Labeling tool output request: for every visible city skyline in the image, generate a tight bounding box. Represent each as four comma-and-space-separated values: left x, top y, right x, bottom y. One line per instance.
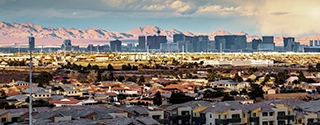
1, 0, 320, 37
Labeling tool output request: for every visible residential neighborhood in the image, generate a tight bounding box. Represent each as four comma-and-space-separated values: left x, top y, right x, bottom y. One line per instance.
1, 58, 320, 125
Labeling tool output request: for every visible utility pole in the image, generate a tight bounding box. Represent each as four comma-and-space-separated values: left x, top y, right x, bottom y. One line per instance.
28, 34, 35, 125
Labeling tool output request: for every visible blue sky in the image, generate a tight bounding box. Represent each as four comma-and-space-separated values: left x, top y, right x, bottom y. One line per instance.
1, 0, 320, 36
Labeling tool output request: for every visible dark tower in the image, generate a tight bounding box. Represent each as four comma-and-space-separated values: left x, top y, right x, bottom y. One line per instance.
157, 30, 161, 36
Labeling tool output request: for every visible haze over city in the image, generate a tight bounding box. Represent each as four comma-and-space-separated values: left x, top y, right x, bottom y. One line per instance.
1, 0, 320, 36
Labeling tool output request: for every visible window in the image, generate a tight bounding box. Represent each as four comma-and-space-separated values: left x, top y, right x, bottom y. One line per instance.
269, 121, 274, 125
308, 119, 314, 123
262, 112, 268, 116
288, 111, 291, 115
252, 113, 256, 117
210, 114, 212, 118
193, 113, 196, 117
1, 118, 6, 122
232, 114, 240, 119
278, 121, 285, 125
278, 112, 285, 116
269, 112, 274, 116
243, 113, 246, 118
262, 122, 268, 125
224, 115, 227, 119
210, 123, 212, 125
219, 114, 221, 119
172, 111, 176, 115
152, 115, 160, 120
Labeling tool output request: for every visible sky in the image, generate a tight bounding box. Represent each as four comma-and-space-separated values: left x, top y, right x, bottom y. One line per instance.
1, 0, 320, 37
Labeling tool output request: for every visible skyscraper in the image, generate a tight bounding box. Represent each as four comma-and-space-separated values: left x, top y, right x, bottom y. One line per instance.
173, 34, 185, 43
62, 39, 72, 47
284, 37, 295, 51
262, 36, 274, 43
138, 36, 146, 50
252, 39, 262, 51
147, 35, 167, 49
193, 35, 209, 52
110, 39, 122, 52
214, 35, 246, 51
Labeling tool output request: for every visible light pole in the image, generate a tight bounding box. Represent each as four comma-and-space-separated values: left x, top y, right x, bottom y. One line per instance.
28, 34, 35, 125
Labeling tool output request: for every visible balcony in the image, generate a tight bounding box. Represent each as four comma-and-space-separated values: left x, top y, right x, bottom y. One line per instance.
192, 117, 205, 123
215, 118, 242, 124
169, 115, 191, 120
215, 119, 229, 124
277, 115, 294, 120
307, 123, 320, 125
229, 118, 242, 123
249, 117, 259, 122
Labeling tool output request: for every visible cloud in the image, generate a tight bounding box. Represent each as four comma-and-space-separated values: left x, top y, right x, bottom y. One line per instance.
256, 0, 320, 36
196, 5, 258, 16
170, 0, 192, 13
142, 5, 166, 10
0, 8, 105, 19
270, 12, 289, 16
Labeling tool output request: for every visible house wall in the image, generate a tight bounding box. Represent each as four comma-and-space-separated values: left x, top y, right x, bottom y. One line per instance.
303, 113, 317, 125
177, 107, 191, 115
0, 112, 9, 123
109, 112, 128, 118
148, 110, 164, 119
54, 116, 72, 122
205, 112, 215, 125
8, 112, 25, 122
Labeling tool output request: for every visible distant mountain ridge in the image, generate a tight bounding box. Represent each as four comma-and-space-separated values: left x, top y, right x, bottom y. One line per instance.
0, 21, 316, 46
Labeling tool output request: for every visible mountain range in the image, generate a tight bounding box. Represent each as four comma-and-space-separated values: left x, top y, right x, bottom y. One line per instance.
0, 21, 318, 46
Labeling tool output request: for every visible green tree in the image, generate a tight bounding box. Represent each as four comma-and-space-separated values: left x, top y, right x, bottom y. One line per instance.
68, 71, 79, 79
36, 71, 53, 86
107, 64, 114, 70
316, 63, 320, 71
138, 75, 145, 84
24, 75, 36, 83
248, 83, 264, 100
222, 93, 235, 101
0, 89, 6, 99
0, 102, 9, 109
87, 70, 98, 83
297, 70, 306, 82
169, 91, 194, 104
233, 73, 243, 82
117, 76, 125, 82
307, 65, 317, 72
117, 94, 127, 101
153, 91, 162, 106
87, 63, 92, 70
230, 90, 239, 96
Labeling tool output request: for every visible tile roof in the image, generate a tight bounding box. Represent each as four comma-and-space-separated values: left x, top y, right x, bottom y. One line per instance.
124, 106, 149, 115
97, 117, 135, 125
49, 97, 81, 105
60, 109, 95, 118
136, 117, 161, 125
6, 94, 28, 100
22, 87, 50, 94
294, 100, 320, 112
201, 106, 229, 113
0, 110, 9, 116
165, 101, 212, 111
